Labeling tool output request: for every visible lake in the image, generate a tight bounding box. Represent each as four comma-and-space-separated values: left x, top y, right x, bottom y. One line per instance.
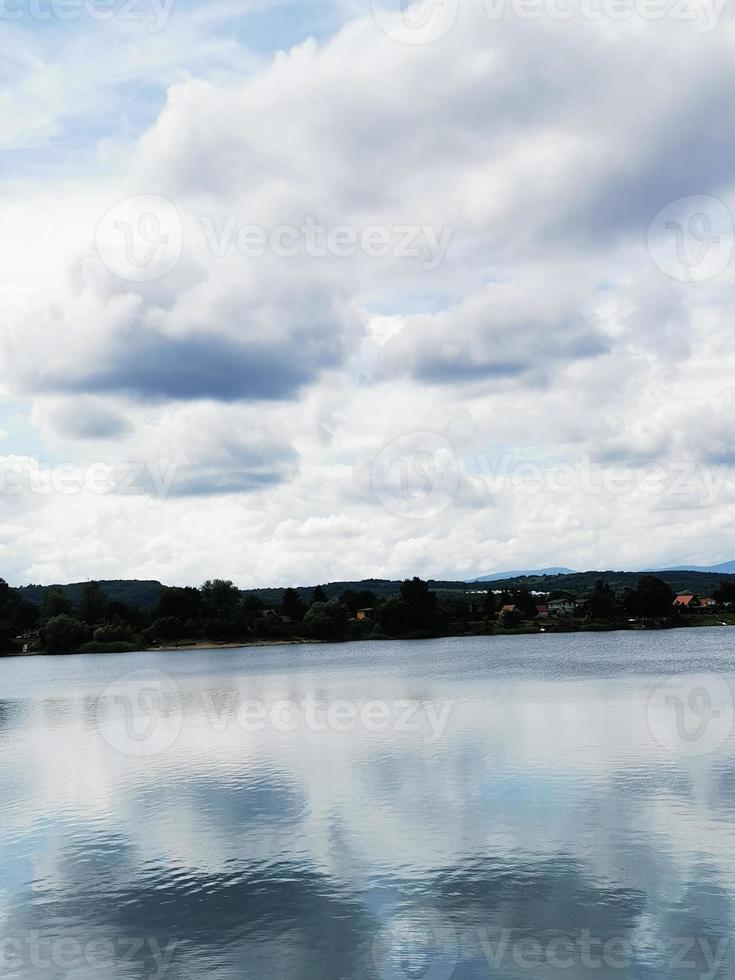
1, 629, 735, 979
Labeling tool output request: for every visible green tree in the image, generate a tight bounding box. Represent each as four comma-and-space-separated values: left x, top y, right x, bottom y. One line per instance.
483, 591, 497, 617
43, 588, 73, 618
200, 580, 241, 620
399, 577, 438, 632
513, 588, 537, 619
43, 615, 89, 653
311, 585, 328, 603
376, 596, 407, 635
586, 580, 618, 620
156, 586, 202, 622
340, 589, 377, 614
714, 581, 735, 605
148, 617, 188, 641
281, 588, 306, 621
77, 581, 109, 625
303, 600, 350, 640
636, 575, 674, 617
93, 620, 134, 644
0, 580, 37, 628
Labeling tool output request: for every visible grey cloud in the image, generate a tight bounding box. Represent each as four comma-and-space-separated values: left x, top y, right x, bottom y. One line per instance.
376, 291, 609, 388
51, 404, 133, 440
50, 328, 335, 404
412, 331, 607, 386
543, 71, 735, 248
117, 428, 301, 498
164, 441, 300, 497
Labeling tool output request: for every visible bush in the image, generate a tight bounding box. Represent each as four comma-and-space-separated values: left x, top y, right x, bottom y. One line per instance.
43, 615, 90, 653
93, 621, 134, 644
78, 640, 139, 654
303, 600, 350, 641
147, 617, 188, 640
251, 612, 290, 639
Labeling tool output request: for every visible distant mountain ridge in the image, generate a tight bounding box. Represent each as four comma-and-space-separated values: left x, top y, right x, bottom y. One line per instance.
473, 566, 577, 582
12, 563, 735, 610
650, 560, 735, 575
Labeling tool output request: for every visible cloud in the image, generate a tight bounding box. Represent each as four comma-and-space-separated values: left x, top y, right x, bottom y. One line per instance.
41, 397, 133, 439
58, 328, 316, 402
3, 2, 735, 581
374, 282, 609, 387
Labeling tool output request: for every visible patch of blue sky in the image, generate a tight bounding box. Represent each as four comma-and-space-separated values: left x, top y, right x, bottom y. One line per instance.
217, 0, 351, 52
0, 87, 166, 180
0, 400, 48, 460
359, 289, 459, 317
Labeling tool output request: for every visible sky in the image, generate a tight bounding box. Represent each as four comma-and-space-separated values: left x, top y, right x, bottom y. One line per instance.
1, 0, 735, 587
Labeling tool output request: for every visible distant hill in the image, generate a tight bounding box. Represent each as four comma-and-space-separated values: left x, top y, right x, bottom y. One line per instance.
18, 580, 162, 609
480, 569, 735, 595
474, 566, 576, 582
239, 578, 478, 605
652, 560, 735, 575
13, 565, 735, 612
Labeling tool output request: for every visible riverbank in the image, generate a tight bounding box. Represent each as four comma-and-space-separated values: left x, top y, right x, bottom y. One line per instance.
5, 611, 734, 657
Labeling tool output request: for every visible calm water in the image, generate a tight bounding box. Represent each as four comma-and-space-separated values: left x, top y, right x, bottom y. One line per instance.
1, 630, 735, 979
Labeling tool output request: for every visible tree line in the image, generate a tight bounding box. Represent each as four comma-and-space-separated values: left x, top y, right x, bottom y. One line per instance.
0, 576, 445, 653
0, 572, 732, 655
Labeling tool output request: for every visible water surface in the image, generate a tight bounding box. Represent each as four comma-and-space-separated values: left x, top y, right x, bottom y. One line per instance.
1, 629, 735, 979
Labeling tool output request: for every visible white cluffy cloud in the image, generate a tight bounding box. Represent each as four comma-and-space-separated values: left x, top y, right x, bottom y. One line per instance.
1, 0, 735, 585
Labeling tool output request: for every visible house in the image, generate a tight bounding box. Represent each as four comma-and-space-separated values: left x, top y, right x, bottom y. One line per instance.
673, 594, 698, 609
672, 594, 718, 613
356, 608, 374, 621
501, 604, 518, 614
548, 598, 576, 617
535, 603, 549, 619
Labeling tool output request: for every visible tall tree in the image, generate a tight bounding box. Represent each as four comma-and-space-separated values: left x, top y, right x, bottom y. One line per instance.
636, 575, 674, 617
77, 581, 109, 625
399, 577, 438, 632
281, 588, 306, 621
200, 580, 241, 619
586, 580, 617, 620
156, 586, 202, 622
43, 588, 73, 618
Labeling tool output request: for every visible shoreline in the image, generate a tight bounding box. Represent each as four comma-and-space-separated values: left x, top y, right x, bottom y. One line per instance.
4, 615, 733, 658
